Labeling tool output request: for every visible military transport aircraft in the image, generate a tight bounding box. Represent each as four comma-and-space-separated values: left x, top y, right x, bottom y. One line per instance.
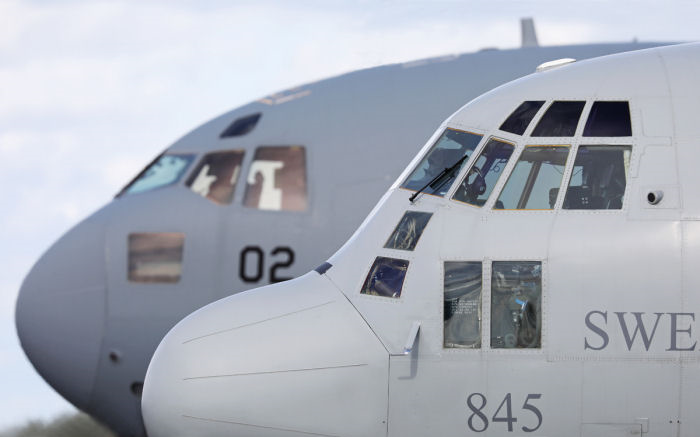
15, 21, 671, 437
142, 42, 700, 437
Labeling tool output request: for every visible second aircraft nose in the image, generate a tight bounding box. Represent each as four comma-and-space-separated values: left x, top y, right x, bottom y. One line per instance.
15, 218, 107, 411
143, 271, 389, 437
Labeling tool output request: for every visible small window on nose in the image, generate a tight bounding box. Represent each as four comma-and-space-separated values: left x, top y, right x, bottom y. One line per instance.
384, 211, 432, 251
128, 233, 185, 283
360, 257, 409, 299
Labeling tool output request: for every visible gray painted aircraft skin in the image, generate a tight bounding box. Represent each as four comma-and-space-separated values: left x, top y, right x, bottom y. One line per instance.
142, 42, 700, 437
15, 38, 669, 436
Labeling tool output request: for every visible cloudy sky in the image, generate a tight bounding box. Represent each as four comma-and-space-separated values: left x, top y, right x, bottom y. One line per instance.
0, 0, 698, 431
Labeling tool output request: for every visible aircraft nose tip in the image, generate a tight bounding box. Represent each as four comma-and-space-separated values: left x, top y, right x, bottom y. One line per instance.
15, 220, 107, 411
143, 272, 389, 437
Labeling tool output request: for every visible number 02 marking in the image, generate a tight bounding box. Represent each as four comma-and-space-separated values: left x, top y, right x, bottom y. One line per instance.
239, 246, 296, 284
467, 393, 542, 433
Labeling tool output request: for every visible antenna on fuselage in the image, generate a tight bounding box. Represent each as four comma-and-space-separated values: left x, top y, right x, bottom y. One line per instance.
521, 17, 539, 48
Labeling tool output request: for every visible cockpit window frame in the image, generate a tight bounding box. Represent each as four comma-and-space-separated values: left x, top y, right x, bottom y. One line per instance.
400, 127, 485, 199
493, 144, 572, 211
451, 137, 517, 208
242, 145, 309, 212
186, 148, 246, 205
530, 100, 587, 137
117, 152, 197, 198
116, 152, 166, 198
359, 256, 410, 299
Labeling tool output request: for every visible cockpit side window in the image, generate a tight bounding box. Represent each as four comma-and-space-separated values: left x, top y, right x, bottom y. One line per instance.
495, 146, 570, 210
499, 101, 545, 135
444, 261, 482, 349
402, 129, 483, 197
128, 233, 185, 283
384, 211, 433, 251
243, 146, 307, 211
121, 154, 196, 196
531, 101, 585, 137
453, 138, 515, 206
186, 150, 245, 205
360, 257, 409, 299
583, 101, 632, 137
563, 145, 631, 210
491, 261, 541, 349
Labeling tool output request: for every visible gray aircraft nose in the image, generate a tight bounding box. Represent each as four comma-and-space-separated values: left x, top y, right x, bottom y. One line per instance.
143, 271, 389, 437
15, 218, 107, 411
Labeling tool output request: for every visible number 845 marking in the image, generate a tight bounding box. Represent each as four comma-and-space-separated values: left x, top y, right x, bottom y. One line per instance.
467, 393, 542, 433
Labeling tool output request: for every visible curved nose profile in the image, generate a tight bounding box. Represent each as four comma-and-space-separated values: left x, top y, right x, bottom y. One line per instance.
143, 272, 389, 437
15, 218, 107, 411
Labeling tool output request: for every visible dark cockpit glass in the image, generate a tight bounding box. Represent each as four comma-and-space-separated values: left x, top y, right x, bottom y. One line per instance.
583, 101, 632, 137
360, 257, 409, 299
563, 145, 631, 209
531, 101, 586, 137
121, 154, 196, 196
220, 113, 262, 138
453, 138, 515, 207
499, 101, 545, 135
384, 211, 432, 251
402, 129, 483, 197
186, 150, 245, 205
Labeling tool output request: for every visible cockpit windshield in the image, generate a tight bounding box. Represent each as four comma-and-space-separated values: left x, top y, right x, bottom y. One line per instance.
121, 154, 196, 196
495, 146, 570, 210
402, 129, 483, 197
453, 138, 515, 206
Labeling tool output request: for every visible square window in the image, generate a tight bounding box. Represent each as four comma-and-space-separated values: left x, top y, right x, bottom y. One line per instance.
186, 150, 245, 204
563, 145, 632, 210
243, 146, 307, 211
360, 257, 409, 298
128, 233, 184, 283
583, 102, 631, 137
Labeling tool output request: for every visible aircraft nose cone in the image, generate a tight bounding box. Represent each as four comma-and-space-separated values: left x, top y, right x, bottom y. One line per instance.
15, 219, 107, 411
143, 272, 389, 437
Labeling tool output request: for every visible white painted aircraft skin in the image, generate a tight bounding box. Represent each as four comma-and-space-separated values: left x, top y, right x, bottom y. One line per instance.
15, 37, 670, 437
142, 42, 700, 437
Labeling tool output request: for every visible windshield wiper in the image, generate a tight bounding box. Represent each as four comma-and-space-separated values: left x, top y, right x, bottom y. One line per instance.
409, 154, 470, 203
